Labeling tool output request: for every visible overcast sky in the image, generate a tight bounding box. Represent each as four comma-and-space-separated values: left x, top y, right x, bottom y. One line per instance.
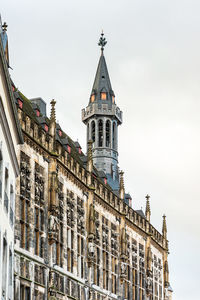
1, 0, 200, 299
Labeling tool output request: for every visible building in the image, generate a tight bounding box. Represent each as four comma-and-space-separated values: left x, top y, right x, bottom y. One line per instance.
0, 20, 23, 300
13, 31, 173, 300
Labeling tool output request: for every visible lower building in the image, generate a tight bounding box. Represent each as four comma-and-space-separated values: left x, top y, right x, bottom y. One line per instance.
0, 20, 23, 300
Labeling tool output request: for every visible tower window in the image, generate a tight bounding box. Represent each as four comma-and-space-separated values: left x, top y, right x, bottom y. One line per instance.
112, 96, 115, 103
112, 122, 117, 150
91, 94, 95, 102
98, 120, 103, 147
91, 121, 95, 143
106, 120, 110, 147
101, 92, 107, 100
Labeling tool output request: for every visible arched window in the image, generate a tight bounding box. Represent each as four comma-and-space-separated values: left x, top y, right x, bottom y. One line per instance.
106, 120, 110, 147
87, 123, 90, 142
91, 121, 95, 143
90, 94, 95, 102
101, 92, 107, 100
98, 120, 103, 147
113, 122, 117, 150
2, 237, 7, 295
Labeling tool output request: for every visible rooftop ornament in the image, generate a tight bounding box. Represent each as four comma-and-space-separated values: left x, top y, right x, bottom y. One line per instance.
2, 22, 8, 32
98, 31, 107, 53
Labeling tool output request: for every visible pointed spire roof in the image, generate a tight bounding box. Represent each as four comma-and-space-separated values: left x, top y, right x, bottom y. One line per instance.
90, 33, 115, 104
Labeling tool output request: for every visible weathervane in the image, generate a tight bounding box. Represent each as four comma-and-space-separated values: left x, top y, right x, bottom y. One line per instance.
98, 31, 107, 53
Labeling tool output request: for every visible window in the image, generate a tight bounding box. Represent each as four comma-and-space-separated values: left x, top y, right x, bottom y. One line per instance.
67, 145, 71, 154
106, 120, 110, 147
2, 237, 8, 298
112, 122, 117, 150
20, 152, 31, 250
36, 109, 40, 117
34, 163, 45, 258
0, 146, 3, 199
91, 94, 95, 102
101, 92, 107, 100
18, 99, 23, 109
20, 285, 30, 300
91, 121, 95, 143
9, 249, 12, 289
10, 184, 14, 225
98, 120, 103, 147
4, 166, 9, 213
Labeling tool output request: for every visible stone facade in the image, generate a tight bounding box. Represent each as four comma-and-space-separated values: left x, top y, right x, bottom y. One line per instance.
6, 32, 173, 300
13, 46, 172, 300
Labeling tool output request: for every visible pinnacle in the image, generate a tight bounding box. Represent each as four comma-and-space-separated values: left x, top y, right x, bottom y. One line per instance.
50, 99, 56, 122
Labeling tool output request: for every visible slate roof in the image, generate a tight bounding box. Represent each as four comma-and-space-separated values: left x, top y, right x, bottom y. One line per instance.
135, 209, 146, 219
90, 53, 115, 104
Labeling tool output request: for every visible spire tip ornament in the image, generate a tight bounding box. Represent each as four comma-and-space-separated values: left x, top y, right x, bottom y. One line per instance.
2, 22, 8, 32
98, 31, 107, 53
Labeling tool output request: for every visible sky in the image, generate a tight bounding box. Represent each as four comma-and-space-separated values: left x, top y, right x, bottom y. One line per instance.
1, 0, 200, 299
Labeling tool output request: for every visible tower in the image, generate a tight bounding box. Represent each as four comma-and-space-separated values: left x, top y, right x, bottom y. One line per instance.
82, 33, 123, 190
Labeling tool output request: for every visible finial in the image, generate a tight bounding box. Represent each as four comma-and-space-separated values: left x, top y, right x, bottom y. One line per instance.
87, 140, 93, 173
119, 170, 125, 200
146, 194, 150, 200
145, 194, 151, 221
2, 22, 8, 32
50, 99, 56, 122
98, 31, 107, 53
162, 214, 167, 237
119, 170, 124, 189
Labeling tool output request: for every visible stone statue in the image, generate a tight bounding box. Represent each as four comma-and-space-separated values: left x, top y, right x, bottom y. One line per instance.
121, 261, 127, 274
88, 242, 94, 257
49, 215, 59, 232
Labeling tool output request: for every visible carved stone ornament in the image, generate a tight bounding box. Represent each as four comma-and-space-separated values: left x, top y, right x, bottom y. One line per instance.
120, 261, 127, 278
164, 287, 169, 300
146, 276, 153, 295
48, 215, 59, 243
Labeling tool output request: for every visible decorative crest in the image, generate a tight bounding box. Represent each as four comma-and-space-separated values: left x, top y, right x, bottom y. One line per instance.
98, 31, 107, 53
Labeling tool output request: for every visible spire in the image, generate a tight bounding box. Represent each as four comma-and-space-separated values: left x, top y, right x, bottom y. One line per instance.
49, 99, 56, 151
162, 214, 167, 239
119, 171, 125, 200
145, 194, 151, 222
90, 32, 115, 104
164, 260, 169, 286
87, 140, 93, 173
50, 99, 56, 122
